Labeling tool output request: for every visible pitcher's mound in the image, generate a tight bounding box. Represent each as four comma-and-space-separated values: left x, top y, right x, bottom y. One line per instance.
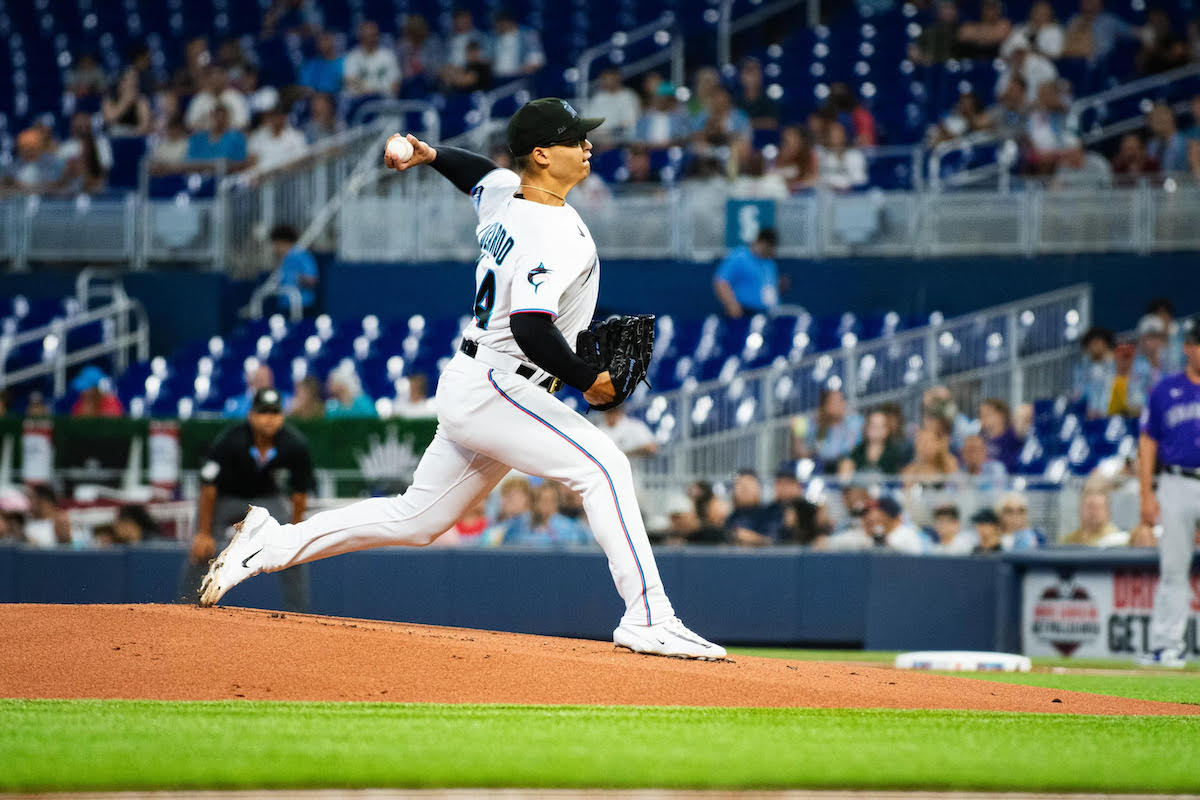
0, 604, 1192, 715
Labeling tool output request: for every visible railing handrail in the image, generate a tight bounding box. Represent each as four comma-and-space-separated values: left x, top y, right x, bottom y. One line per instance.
216, 120, 392, 190
629, 283, 1092, 417
575, 14, 680, 102
719, 0, 807, 67
1067, 61, 1200, 126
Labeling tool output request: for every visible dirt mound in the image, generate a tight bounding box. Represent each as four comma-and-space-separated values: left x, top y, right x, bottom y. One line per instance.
1, 604, 1193, 715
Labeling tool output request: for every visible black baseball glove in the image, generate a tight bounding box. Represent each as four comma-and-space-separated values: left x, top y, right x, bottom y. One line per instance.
575, 314, 656, 411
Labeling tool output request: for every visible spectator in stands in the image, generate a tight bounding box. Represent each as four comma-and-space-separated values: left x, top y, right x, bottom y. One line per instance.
622, 146, 661, 189
25, 485, 74, 548
503, 483, 589, 547
737, 58, 780, 132
1052, 136, 1113, 190
303, 93, 344, 144
970, 508, 1004, 554
909, 0, 966, 65
1062, 0, 1140, 63
240, 66, 281, 117
1186, 95, 1200, 139
839, 408, 907, 478
816, 122, 867, 191
25, 391, 50, 418
67, 52, 108, 109
343, 20, 401, 98
396, 373, 437, 418
796, 387, 863, 473
661, 493, 702, 546
1191, 138, 1200, 183
1146, 102, 1189, 173
1024, 81, 1072, 173
0, 389, 7, 417
713, 227, 779, 318
932, 504, 975, 554
1002, 1, 1064, 59
595, 406, 656, 457
880, 402, 915, 464
441, 497, 489, 545
957, 0, 1013, 60
826, 496, 927, 553
986, 75, 1029, 140
299, 31, 344, 96
998, 41, 1059, 108
2, 128, 65, 195
443, 40, 493, 92
587, 69, 641, 146
494, 476, 533, 524
962, 434, 1007, 483
59, 112, 113, 195
728, 139, 788, 198
186, 66, 250, 132
215, 36, 252, 84
1128, 313, 1170, 411
1064, 488, 1127, 545
761, 464, 829, 544
325, 364, 376, 418
148, 115, 191, 174
812, 83, 876, 148
126, 44, 157, 97
266, 223, 318, 316
979, 398, 1024, 473
901, 424, 960, 485
771, 125, 820, 192
921, 385, 973, 450
447, 8, 490, 71
261, 0, 321, 38
287, 375, 324, 419
248, 104, 307, 170
102, 68, 153, 137
70, 366, 124, 417
726, 469, 769, 546
186, 104, 249, 172
691, 88, 752, 159
1145, 296, 1185, 372
398, 15, 442, 93
692, 489, 733, 545
1072, 326, 1118, 418
490, 9, 545, 81
926, 92, 991, 146
634, 82, 690, 148
996, 491, 1044, 549
1110, 132, 1160, 184
1136, 8, 1189, 75
115, 504, 162, 544
173, 36, 211, 97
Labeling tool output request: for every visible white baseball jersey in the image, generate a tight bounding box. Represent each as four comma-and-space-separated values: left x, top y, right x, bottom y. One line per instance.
462, 168, 600, 364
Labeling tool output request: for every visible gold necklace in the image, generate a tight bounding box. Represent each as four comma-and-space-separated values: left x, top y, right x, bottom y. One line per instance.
518, 184, 567, 204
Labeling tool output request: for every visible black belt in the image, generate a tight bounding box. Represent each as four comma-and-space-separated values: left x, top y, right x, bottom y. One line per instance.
1163, 465, 1200, 480
459, 339, 562, 393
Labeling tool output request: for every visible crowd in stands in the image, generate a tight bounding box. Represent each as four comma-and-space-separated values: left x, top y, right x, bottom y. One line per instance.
2, 1, 1197, 199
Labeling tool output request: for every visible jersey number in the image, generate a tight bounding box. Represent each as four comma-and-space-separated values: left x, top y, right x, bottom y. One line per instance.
473, 269, 496, 330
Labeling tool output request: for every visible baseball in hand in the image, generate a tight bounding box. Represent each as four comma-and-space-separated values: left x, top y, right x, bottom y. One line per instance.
386, 135, 414, 164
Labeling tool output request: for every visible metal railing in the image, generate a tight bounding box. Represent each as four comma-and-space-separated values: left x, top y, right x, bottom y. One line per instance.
0, 269, 150, 394
624, 285, 1091, 491
574, 14, 685, 103
337, 179, 1200, 262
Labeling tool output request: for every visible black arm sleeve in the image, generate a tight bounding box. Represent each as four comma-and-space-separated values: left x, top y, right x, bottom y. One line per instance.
510, 312, 599, 393
430, 146, 501, 194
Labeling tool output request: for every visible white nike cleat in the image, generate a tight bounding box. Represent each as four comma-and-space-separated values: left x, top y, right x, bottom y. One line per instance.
1136, 648, 1188, 669
613, 617, 727, 661
198, 505, 277, 607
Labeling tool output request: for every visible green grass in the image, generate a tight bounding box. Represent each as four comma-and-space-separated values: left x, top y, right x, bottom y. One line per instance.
731, 647, 1200, 671
2, 699, 1199, 792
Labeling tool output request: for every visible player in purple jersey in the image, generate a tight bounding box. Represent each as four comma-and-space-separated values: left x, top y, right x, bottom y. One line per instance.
1137, 315, 1200, 668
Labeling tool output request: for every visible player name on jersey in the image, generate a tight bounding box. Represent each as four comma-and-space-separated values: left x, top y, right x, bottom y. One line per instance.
478, 221, 515, 265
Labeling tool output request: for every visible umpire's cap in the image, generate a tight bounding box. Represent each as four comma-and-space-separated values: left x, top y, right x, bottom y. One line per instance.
508, 98, 604, 157
251, 388, 284, 414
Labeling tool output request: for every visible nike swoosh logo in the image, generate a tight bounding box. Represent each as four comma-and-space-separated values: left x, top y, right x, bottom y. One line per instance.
242, 548, 263, 568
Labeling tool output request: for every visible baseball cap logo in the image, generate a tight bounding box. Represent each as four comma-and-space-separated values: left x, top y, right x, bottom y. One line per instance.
559, 100, 578, 117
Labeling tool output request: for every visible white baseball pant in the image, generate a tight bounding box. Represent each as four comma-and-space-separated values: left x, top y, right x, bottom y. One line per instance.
247, 353, 674, 626
1148, 473, 1200, 653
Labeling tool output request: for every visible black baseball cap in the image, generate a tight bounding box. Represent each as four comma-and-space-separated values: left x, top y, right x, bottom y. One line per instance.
507, 98, 604, 157
251, 388, 283, 414
971, 508, 1000, 526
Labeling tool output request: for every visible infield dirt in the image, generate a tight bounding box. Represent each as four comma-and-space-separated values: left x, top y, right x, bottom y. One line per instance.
1, 604, 1195, 715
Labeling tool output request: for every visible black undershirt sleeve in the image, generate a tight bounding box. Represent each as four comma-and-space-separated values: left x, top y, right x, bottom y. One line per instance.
430, 146, 502, 194
510, 312, 599, 393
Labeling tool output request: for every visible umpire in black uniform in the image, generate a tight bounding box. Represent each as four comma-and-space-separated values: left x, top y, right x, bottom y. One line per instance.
179, 387, 314, 611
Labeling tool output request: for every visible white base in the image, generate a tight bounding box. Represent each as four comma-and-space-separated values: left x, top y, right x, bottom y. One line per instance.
894, 650, 1032, 672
